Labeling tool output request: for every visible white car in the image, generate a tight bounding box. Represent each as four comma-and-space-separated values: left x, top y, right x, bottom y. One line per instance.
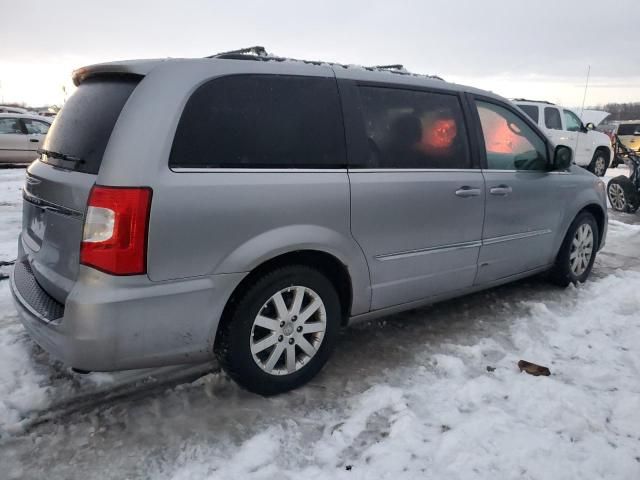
0, 105, 30, 114
514, 99, 612, 176
0, 113, 52, 165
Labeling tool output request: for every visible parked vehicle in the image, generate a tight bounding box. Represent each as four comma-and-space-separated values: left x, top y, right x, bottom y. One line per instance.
0, 113, 52, 164
37, 111, 57, 119
597, 122, 640, 168
614, 121, 640, 153
0, 105, 30, 114
11, 50, 608, 395
596, 123, 618, 143
608, 141, 640, 213
514, 99, 613, 176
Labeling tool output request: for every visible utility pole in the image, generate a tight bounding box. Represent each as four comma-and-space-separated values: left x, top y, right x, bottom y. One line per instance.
574, 65, 591, 160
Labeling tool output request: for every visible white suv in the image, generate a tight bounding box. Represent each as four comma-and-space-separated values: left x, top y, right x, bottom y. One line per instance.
514, 99, 612, 176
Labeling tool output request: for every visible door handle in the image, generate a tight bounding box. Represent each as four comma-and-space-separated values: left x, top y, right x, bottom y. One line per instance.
455, 186, 481, 198
490, 185, 512, 196
29, 138, 39, 143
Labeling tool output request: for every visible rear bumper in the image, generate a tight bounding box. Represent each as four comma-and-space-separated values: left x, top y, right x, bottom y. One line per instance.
11, 252, 245, 371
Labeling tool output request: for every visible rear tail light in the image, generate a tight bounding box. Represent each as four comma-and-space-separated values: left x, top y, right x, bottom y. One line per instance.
80, 186, 152, 275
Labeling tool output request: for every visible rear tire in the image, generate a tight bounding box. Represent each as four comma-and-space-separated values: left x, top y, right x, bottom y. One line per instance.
607, 176, 639, 213
549, 212, 599, 287
215, 265, 341, 396
588, 150, 608, 177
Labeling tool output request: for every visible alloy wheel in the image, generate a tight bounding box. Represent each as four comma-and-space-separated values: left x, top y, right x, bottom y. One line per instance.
608, 183, 626, 211
250, 286, 327, 376
569, 224, 594, 276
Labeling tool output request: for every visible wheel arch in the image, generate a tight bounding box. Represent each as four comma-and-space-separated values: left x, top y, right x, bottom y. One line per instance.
213, 249, 355, 353
577, 203, 606, 250
594, 145, 612, 167
554, 201, 606, 259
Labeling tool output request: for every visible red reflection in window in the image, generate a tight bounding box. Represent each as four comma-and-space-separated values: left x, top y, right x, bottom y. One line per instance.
419, 118, 457, 152
482, 117, 530, 154
485, 121, 517, 153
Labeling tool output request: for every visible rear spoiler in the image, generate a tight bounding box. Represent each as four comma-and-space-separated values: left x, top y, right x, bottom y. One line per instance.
71, 59, 171, 86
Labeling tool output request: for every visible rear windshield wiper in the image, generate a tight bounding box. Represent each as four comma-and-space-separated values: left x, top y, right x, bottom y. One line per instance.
38, 149, 85, 166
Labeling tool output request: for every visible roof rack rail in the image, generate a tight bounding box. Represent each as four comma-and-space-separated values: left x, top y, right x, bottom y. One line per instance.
207, 46, 269, 60
512, 98, 555, 105
366, 64, 444, 81
205, 47, 444, 81
374, 64, 405, 71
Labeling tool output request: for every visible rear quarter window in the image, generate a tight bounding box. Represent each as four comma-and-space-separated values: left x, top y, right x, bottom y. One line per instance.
41, 76, 140, 174
169, 74, 346, 169
544, 107, 562, 130
516, 104, 539, 124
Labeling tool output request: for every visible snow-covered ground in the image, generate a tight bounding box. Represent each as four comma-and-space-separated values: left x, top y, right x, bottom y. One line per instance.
1, 167, 639, 479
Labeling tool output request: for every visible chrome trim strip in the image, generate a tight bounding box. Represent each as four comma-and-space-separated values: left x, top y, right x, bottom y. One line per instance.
350, 168, 481, 173
483, 169, 545, 173
171, 168, 348, 173
22, 189, 84, 219
482, 169, 571, 175
482, 229, 552, 246
172, 168, 482, 173
171, 167, 570, 174
376, 229, 552, 262
375, 240, 482, 261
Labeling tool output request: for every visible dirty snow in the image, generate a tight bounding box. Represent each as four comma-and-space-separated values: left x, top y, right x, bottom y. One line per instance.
0, 167, 639, 479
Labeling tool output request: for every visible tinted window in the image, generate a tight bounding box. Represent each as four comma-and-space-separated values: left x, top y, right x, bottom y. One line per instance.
170, 75, 345, 169
618, 124, 640, 135
0, 118, 23, 134
517, 104, 539, 123
23, 118, 50, 135
42, 76, 140, 174
356, 86, 470, 169
563, 109, 582, 132
544, 107, 562, 130
476, 101, 548, 171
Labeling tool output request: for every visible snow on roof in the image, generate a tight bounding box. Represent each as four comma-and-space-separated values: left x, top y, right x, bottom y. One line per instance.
209, 46, 445, 81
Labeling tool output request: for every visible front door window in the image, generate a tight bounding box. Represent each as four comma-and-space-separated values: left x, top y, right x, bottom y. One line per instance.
563, 110, 583, 132
475, 101, 548, 171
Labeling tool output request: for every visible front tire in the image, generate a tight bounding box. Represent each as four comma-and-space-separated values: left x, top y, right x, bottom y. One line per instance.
215, 265, 341, 396
588, 150, 608, 177
607, 176, 639, 213
549, 212, 599, 287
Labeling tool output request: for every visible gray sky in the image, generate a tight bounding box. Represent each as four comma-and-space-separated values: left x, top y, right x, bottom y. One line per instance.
1, 0, 638, 107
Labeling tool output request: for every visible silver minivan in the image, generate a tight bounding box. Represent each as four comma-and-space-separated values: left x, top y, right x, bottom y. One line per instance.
11, 51, 608, 395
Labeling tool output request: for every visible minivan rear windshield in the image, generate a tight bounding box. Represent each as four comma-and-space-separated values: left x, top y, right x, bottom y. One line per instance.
617, 124, 640, 136
40, 76, 140, 174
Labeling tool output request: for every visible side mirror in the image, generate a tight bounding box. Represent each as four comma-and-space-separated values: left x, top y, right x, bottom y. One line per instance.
585, 122, 595, 130
552, 145, 573, 170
